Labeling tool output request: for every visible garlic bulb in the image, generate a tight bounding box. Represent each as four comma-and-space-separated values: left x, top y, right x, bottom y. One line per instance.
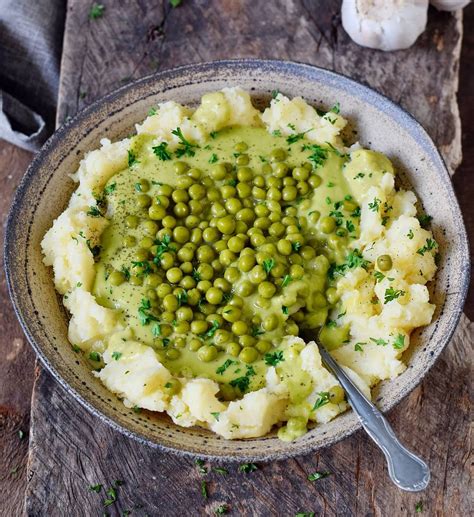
430, 0, 470, 10
341, 0, 429, 51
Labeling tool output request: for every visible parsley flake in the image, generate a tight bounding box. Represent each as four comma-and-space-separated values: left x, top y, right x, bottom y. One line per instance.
152, 142, 172, 160
312, 391, 330, 410
264, 351, 284, 366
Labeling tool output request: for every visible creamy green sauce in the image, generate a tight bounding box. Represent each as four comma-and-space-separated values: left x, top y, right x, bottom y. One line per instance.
91, 126, 367, 401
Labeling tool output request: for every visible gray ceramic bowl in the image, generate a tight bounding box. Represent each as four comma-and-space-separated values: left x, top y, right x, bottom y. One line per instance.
4, 60, 470, 461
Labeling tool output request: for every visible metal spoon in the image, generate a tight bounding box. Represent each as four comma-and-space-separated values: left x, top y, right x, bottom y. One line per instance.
313, 335, 430, 492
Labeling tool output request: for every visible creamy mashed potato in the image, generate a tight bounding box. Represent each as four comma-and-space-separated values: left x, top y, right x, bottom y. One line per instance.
41, 88, 437, 440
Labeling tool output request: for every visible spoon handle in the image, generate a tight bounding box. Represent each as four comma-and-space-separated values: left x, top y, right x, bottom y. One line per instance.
318, 345, 430, 492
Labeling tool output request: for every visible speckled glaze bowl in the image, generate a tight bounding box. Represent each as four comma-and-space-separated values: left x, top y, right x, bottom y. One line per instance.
4, 60, 470, 461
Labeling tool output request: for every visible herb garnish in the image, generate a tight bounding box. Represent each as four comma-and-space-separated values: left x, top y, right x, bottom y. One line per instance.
138, 298, 158, 325
229, 366, 256, 393
282, 306, 289, 315
201, 480, 208, 499
262, 258, 275, 274
209, 153, 218, 164
152, 142, 172, 160
392, 334, 405, 350
312, 391, 330, 410
127, 150, 139, 167
89, 3, 105, 19
354, 342, 366, 352
370, 337, 388, 346
407, 229, 414, 239
201, 320, 220, 339
104, 182, 116, 195
415, 501, 423, 513
210, 412, 220, 421
303, 144, 328, 168
307, 471, 331, 481
216, 359, 235, 375
417, 214, 432, 227
239, 463, 258, 473
86, 205, 103, 218
281, 274, 292, 287
215, 504, 229, 514
111, 351, 122, 361
195, 458, 207, 474
368, 197, 381, 212
171, 127, 197, 157
89, 484, 103, 493
264, 351, 284, 366
384, 287, 405, 304
89, 351, 101, 362
417, 238, 437, 256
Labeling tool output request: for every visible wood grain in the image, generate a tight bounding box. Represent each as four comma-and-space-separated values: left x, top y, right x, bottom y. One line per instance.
20, 0, 472, 515
0, 141, 36, 516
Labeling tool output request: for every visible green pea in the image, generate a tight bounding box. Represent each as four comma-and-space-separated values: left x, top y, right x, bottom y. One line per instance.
258, 281, 276, 299
144, 273, 161, 288
189, 339, 203, 352
180, 275, 195, 289
301, 246, 316, 260
236, 182, 252, 199
166, 267, 183, 284
282, 186, 298, 202
297, 181, 310, 196
198, 345, 218, 362
177, 246, 193, 263
226, 342, 241, 357
203, 227, 220, 243
214, 329, 231, 345
308, 174, 322, 188
125, 215, 140, 228
188, 183, 206, 200
343, 199, 358, 212
227, 236, 245, 253
283, 176, 296, 186
285, 321, 299, 336
187, 167, 202, 179
210, 163, 227, 180
160, 252, 175, 270
221, 185, 237, 199
176, 306, 193, 321
189, 200, 203, 216
174, 161, 189, 175
148, 205, 166, 221
135, 178, 150, 192
232, 320, 248, 336
214, 277, 231, 292
137, 194, 152, 209
191, 320, 208, 335
214, 240, 227, 253
320, 216, 336, 234
187, 288, 201, 306
313, 292, 327, 308
234, 141, 248, 153
197, 245, 215, 263
197, 280, 212, 293
236, 154, 249, 166
134, 248, 148, 262
236, 280, 254, 297
162, 294, 178, 312
109, 271, 125, 286
256, 340, 272, 354
129, 275, 143, 286
123, 235, 137, 248
164, 378, 181, 394
171, 226, 188, 244
205, 287, 223, 305
175, 320, 190, 334
269, 222, 286, 238
377, 254, 392, 271
249, 265, 267, 284
222, 306, 241, 323
237, 167, 253, 182
239, 346, 259, 363
270, 148, 287, 162
217, 216, 236, 235
208, 187, 221, 202
290, 264, 305, 279
190, 228, 203, 244
292, 167, 309, 181
262, 314, 279, 331
173, 203, 189, 218
224, 267, 240, 283
325, 287, 339, 305
165, 348, 180, 360
329, 385, 345, 404
219, 249, 236, 266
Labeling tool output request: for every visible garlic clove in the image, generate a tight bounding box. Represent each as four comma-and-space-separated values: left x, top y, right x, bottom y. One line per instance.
430, 0, 470, 11
341, 0, 430, 52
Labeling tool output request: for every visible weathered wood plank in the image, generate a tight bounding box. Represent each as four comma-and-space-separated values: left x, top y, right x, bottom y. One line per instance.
25, 0, 470, 515
0, 140, 36, 517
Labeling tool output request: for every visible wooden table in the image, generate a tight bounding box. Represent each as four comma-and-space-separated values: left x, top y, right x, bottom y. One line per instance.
1, 1, 472, 515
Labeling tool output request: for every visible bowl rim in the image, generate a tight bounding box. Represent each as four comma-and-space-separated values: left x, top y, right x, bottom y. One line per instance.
4, 58, 470, 462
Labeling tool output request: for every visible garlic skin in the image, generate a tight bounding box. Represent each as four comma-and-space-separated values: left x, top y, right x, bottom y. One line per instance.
430, 0, 470, 10
341, 0, 429, 51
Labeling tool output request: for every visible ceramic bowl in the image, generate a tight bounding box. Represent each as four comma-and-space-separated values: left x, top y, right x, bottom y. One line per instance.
4, 60, 470, 461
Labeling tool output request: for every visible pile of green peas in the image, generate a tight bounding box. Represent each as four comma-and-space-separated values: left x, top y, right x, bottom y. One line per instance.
105, 141, 360, 368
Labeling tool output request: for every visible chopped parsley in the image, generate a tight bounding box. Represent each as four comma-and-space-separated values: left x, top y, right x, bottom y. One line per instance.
353, 172, 365, 179
152, 142, 172, 160
171, 127, 197, 157
169, 0, 182, 7
307, 471, 331, 481
89, 3, 105, 19
210, 412, 220, 421
392, 334, 405, 350
201, 320, 220, 339
127, 150, 139, 167
286, 130, 311, 145
262, 258, 275, 274
271, 89, 280, 99
213, 467, 229, 475
104, 182, 116, 195
370, 337, 388, 346
415, 501, 423, 513
89, 484, 102, 493
303, 144, 328, 168
417, 214, 432, 227
148, 107, 158, 116
368, 197, 381, 212
216, 359, 235, 375
312, 391, 330, 410
138, 298, 158, 325
195, 458, 207, 474
272, 129, 282, 137
239, 463, 258, 473
281, 274, 292, 287
151, 322, 161, 337
201, 480, 208, 499
264, 350, 284, 366
177, 290, 188, 307
292, 241, 302, 252
111, 351, 122, 361
209, 131, 218, 139
417, 238, 437, 256
209, 153, 219, 164
384, 287, 405, 304
229, 366, 256, 393
330, 102, 340, 114
282, 305, 289, 315
89, 351, 101, 362
214, 503, 229, 514
354, 342, 366, 352
407, 229, 414, 240
86, 205, 103, 218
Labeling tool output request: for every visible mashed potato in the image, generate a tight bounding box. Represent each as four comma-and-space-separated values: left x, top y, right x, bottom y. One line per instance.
41, 88, 437, 440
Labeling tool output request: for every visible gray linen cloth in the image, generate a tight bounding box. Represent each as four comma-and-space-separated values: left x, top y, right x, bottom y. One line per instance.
0, 0, 66, 151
